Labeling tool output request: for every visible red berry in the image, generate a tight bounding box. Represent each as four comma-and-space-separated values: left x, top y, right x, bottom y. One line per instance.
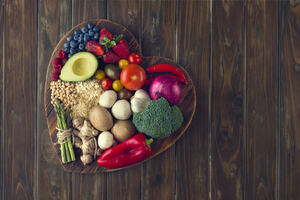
53, 64, 62, 73
52, 71, 60, 81
53, 57, 62, 65
61, 58, 68, 65
58, 50, 67, 59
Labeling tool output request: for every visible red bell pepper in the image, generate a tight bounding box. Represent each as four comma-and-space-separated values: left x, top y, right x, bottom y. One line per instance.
146, 64, 188, 85
97, 133, 153, 169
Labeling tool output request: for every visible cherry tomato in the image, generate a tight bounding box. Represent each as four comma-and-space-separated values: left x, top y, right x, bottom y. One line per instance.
120, 64, 146, 90
118, 59, 129, 69
94, 69, 106, 81
128, 53, 142, 64
118, 88, 132, 100
112, 80, 123, 92
101, 78, 112, 90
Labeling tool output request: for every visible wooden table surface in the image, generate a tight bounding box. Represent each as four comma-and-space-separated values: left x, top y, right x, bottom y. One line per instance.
1, 0, 299, 199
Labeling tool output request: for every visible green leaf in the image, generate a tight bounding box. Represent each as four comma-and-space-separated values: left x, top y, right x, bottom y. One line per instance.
103, 36, 111, 42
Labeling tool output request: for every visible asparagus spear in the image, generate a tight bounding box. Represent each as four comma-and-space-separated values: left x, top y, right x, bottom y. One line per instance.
54, 99, 76, 163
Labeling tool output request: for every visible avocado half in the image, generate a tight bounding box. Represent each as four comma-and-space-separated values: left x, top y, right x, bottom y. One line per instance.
59, 52, 98, 82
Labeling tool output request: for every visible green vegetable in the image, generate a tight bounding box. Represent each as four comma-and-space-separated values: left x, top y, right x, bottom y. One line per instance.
54, 99, 76, 164
133, 98, 183, 139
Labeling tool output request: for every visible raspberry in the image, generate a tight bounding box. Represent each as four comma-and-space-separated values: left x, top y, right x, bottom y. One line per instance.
58, 50, 67, 59
52, 71, 60, 81
53, 57, 61, 65
53, 64, 62, 73
61, 58, 68, 65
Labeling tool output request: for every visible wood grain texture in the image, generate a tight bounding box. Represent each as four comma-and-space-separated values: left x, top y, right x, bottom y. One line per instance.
37, 0, 72, 199
141, 1, 176, 200
246, 1, 278, 199
71, 1, 107, 200
280, 1, 300, 199
108, 0, 141, 44
211, 1, 245, 199
72, 0, 107, 25
106, 1, 141, 200
3, 0, 36, 199
0, 1, 3, 198
176, 0, 210, 199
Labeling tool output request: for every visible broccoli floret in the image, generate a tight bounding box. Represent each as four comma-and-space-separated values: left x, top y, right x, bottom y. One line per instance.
133, 98, 183, 139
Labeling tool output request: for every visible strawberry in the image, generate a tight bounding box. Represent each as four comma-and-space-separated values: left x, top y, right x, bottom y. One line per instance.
102, 51, 120, 63
86, 40, 104, 56
112, 39, 130, 59
99, 28, 113, 42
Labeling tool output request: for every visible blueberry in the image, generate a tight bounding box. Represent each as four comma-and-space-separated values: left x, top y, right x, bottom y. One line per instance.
78, 43, 85, 50
79, 33, 84, 39
68, 53, 72, 58
88, 30, 94, 36
93, 26, 100, 32
70, 40, 78, 48
84, 35, 90, 42
67, 36, 73, 42
70, 48, 76, 54
74, 29, 81, 35
77, 37, 82, 43
73, 35, 79, 41
64, 48, 70, 53
93, 34, 99, 40
64, 43, 70, 48
81, 26, 88, 33
87, 23, 94, 29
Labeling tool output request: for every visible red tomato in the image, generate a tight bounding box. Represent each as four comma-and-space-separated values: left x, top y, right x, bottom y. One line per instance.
128, 53, 142, 64
101, 78, 112, 90
120, 64, 146, 90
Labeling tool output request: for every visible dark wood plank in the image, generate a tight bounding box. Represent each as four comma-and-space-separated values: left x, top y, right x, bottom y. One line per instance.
106, 1, 142, 199
3, 0, 37, 199
245, 1, 278, 199
280, 1, 300, 199
71, 1, 107, 200
141, 1, 176, 200
176, 0, 210, 199
0, 0, 4, 198
38, 0, 72, 199
211, 1, 245, 199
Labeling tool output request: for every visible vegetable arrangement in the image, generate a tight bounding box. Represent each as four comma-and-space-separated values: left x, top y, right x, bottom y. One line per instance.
49, 22, 189, 169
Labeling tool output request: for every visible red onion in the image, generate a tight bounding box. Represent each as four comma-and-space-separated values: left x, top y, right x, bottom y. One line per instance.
149, 75, 182, 105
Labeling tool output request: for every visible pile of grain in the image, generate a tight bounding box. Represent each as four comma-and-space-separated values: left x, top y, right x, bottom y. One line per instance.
71, 79, 103, 118
50, 80, 78, 109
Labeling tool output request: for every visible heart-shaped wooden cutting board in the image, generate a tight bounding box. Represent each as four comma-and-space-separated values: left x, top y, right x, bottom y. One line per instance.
44, 19, 196, 173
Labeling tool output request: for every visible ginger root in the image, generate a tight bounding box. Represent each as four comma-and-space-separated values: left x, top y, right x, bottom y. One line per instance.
72, 118, 99, 165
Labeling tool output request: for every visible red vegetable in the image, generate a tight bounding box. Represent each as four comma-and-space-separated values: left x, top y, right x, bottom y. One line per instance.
149, 75, 182, 105
101, 78, 112, 90
97, 133, 153, 169
102, 51, 120, 63
128, 53, 142, 64
147, 64, 187, 85
112, 39, 130, 59
146, 74, 186, 86
86, 40, 104, 56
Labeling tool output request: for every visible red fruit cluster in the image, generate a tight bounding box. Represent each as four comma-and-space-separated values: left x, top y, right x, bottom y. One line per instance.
52, 50, 67, 81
